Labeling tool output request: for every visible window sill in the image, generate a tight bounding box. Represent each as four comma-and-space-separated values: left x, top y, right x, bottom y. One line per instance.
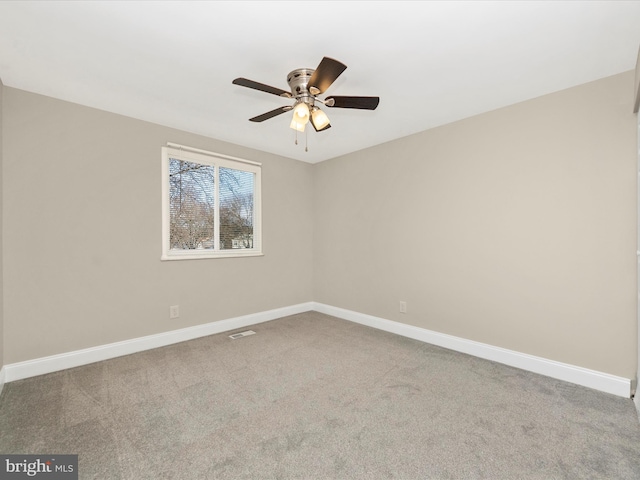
161, 251, 264, 261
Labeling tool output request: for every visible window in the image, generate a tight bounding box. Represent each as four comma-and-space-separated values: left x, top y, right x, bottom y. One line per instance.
161, 144, 262, 260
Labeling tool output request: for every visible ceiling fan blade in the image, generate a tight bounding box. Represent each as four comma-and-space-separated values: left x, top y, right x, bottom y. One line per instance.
249, 106, 293, 122
308, 57, 347, 95
233, 78, 292, 98
325, 96, 380, 110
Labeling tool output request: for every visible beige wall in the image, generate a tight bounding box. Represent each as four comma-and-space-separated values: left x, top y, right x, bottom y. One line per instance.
314, 71, 637, 379
634, 47, 640, 113
636, 54, 640, 399
2, 88, 314, 364
0, 78, 4, 372
2, 72, 637, 381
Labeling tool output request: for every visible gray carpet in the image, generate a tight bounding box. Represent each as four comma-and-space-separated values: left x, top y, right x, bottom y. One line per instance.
1, 311, 639, 479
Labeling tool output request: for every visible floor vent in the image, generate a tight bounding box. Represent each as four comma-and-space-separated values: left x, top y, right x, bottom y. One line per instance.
229, 330, 256, 340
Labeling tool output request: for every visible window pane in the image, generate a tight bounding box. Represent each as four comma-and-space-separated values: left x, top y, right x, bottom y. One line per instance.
169, 158, 215, 250
219, 167, 254, 250
162, 145, 261, 260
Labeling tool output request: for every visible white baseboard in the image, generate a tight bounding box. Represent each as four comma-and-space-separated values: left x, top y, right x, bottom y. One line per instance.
4, 302, 314, 383
312, 302, 631, 398
3, 301, 632, 399
635, 393, 640, 418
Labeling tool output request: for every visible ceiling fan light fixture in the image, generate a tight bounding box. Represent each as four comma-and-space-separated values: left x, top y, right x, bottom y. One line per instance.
310, 107, 331, 131
290, 101, 310, 132
290, 117, 307, 132
293, 101, 309, 121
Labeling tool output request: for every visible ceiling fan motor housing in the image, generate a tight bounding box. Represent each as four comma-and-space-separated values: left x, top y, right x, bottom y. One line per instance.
287, 68, 316, 105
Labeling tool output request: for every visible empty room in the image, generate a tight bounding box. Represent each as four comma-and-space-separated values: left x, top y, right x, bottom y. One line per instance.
1, 1, 640, 478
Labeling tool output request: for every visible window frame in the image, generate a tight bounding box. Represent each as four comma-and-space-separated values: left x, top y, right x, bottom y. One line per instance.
161, 144, 262, 261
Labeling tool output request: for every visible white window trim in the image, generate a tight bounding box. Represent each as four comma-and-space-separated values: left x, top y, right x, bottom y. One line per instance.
161, 145, 263, 261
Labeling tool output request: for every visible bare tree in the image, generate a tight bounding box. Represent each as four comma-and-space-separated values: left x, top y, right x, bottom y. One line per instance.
169, 160, 215, 249
220, 167, 254, 250
169, 159, 254, 250
220, 191, 254, 249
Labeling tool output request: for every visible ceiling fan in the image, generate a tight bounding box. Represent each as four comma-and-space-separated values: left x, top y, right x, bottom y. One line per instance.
232, 57, 379, 136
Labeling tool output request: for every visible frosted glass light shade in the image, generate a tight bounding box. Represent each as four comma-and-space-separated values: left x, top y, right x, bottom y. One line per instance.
290, 118, 306, 132
311, 108, 330, 131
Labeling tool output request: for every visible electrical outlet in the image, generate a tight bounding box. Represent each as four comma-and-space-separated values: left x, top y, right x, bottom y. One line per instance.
399, 301, 407, 313
169, 305, 180, 319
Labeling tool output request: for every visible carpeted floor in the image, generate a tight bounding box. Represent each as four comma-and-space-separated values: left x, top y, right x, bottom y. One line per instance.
1, 311, 639, 479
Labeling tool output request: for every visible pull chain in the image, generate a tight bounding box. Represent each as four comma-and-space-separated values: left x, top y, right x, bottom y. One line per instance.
292, 125, 309, 152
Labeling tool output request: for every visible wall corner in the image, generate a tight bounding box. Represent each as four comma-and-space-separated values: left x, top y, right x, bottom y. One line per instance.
634, 46, 640, 113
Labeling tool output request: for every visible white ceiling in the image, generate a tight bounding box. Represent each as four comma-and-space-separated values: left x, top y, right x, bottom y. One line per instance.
1, 1, 640, 164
